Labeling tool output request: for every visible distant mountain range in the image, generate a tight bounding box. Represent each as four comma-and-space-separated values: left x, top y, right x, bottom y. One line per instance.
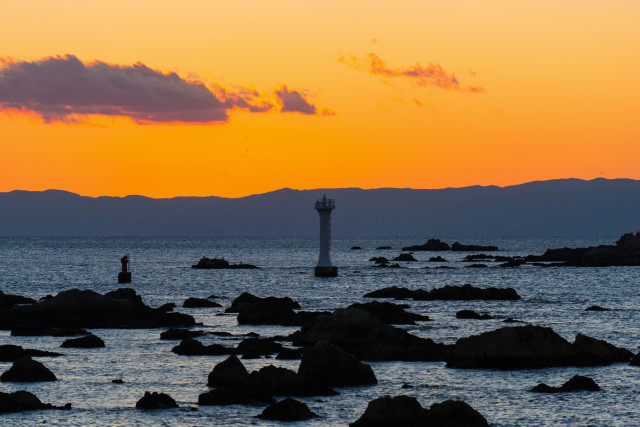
0, 178, 638, 236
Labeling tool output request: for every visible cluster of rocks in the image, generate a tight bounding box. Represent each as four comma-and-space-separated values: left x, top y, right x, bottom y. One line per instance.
225, 292, 329, 326
364, 284, 521, 301
191, 257, 259, 269
402, 238, 499, 252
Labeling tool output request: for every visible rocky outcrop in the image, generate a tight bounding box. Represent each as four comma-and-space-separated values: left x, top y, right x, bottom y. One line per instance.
348, 301, 429, 325
350, 395, 489, 427
135, 391, 178, 409
456, 310, 493, 320
60, 334, 105, 348
364, 284, 520, 301
0, 288, 195, 330
227, 292, 327, 326
369, 257, 389, 264
447, 325, 633, 369
226, 292, 300, 313
236, 338, 284, 358
629, 352, 640, 366
298, 340, 377, 386
192, 257, 259, 269
532, 375, 600, 393
393, 253, 417, 262
428, 256, 448, 262
0, 291, 36, 310
290, 308, 449, 362
402, 239, 450, 251
452, 242, 499, 251
257, 398, 318, 421
0, 345, 61, 362
0, 390, 70, 413
585, 305, 610, 311
183, 297, 222, 308
208, 355, 248, 387
159, 328, 205, 340
171, 338, 234, 356
0, 356, 57, 382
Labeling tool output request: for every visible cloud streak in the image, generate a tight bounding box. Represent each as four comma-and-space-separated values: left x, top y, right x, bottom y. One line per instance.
339, 53, 484, 93
0, 55, 331, 123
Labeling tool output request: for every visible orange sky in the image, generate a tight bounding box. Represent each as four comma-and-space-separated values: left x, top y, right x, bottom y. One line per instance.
1, 0, 638, 198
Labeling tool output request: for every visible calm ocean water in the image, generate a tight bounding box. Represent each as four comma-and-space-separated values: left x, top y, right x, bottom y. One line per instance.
0, 236, 638, 426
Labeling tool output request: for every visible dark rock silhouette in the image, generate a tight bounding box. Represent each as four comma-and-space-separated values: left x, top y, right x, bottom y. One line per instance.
0, 291, 36, 309
298, 340, 377, 386
466, 263, 488, 268
226, 292, 327, 326
456, 310, 493, 320
192, 257, 259, 269
135, 391, 178, 409
257, 397, 318, 421
585, 305, 610, 311
373, 262, 402, 268
393, 253, 417, 262
447, 325, 632, 369
208, 355, 248, 387
629, 352, 640, 366
532, 375, 600, 393
60, 334, 105, 348
369, 256, 389, 264
376, 246, 391, 250
276, 348, 303, 360
11, 326, 89, 337
0, 390, 70, 413
403, 238, 450, 251
157, 303, 175, 312
236, 338, 284, 357
0, 356, 57, 382
290, 308, 449, 361
226, 292, 300, 313
160, 328, 205, 340
171, 338, 234, 356
348, 301, 430, 324
428, 400, 490, 426
428, 256, 448, 262
112, 379, 124, 384
0, 344, 61, 362
0, 288, 195, 330
351, 246, 362, 250
183, 297, 222, 308
364, 284, 520, 301
452, 242, 499, 251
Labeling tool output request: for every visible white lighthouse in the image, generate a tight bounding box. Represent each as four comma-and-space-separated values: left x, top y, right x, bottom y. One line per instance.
314, 195, 338, 277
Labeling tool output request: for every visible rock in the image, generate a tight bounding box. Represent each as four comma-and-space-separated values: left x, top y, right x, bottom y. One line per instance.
226, 292, 300, 313
157, 303, 176, 312
298, 340, 377, 386
257, 397, 317, 421
0, 288, 196, 330
160, 328, 205, 340
0, 345, 61, 362
629, 352, 640, 366
351, 246, 362, 250
402, 239, 450, 251
364, 284, 520, 301
198, 386, 273, 406
585, 305, 610, 311
192, 257, 259, 269
369, 257, 389, 264
236, 338, 284, 357
208, 355, 249, 387
428, 256, 448, 262
135, 391, 178, 409
373, 263, 402, 268
276, 348, 303, 360
60, 334, 105, 348
350, 395, 429, 426
228, 292, 326, 326
290, 308, 449, 362
448, 325, 633, 369
466, 263, 488, 268
0, 390, 70, 413
0, 291, 36, 310
250, 365, 337, 397
376, 246, 391, 250
393, 253, 417, 262
456, 310, 493, 320
451, 242, 499, 251
11, 326, 89, 337
104, 288, 144, 306
348, 301, 429, 324
532, 375, 600, 392
112, 379, 124, 384
171, 338, 234, 356
0, 356, 57, 382
427, 399, 489, 426
183, 297, 222, 308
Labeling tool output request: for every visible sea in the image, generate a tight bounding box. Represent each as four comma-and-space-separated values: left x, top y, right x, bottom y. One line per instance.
0, 236, 638, 426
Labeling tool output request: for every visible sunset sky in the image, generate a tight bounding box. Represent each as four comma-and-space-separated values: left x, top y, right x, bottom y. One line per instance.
1, 0, 638, 198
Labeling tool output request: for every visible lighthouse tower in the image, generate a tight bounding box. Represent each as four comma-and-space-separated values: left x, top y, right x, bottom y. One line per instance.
314, 195, 338, 277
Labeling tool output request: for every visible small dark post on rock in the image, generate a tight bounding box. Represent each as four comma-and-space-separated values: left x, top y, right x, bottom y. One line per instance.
118, 254, 132, 283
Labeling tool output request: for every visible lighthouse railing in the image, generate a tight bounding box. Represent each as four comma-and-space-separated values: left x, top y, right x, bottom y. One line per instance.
315, 199, 335, 209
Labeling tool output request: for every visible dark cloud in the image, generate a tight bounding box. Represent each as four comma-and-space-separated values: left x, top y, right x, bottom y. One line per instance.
275, 86, 317, 115
339, 53, 484, 93
0, 55, 274, 123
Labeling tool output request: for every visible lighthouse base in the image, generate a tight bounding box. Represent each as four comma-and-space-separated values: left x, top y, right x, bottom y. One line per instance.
314, 266, 338, 277
118, 272, 132, 283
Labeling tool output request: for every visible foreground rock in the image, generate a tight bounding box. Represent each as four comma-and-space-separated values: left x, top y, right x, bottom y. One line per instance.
0, 344, 61, 362
532, 375, 600, 393
192, 257, 259, 269
136, 391, 178, 409
364, 284, 520, 301
183, 297, 222, 308
0, 390, 70, 413
0, 356, 57, 382
257, 398, 318, 421
290, 308, 449, 361
447, 325, 633, 369
0, 291, 36, 310
298, 340, 377, 386
60, 334, 105, 348
0, 288, 195, 330
348, 301, 429, 324
350, 395, 488, 427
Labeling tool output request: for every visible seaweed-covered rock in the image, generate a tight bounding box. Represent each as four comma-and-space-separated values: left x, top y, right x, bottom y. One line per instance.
60, 334, 105, 348
0, 356, 57, 382
0, 390, 70, 413
257, 397, 317, 421
298, 340, 377, 386
135, 391, 178, 409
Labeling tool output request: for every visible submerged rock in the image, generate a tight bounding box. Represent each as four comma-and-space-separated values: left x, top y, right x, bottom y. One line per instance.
136, 391, 178, 409
0, 390, 70, 413
0, 356, 57, 382
531, 375, 601, 393
257, 397, 318, 421
60, 334, 105, 348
